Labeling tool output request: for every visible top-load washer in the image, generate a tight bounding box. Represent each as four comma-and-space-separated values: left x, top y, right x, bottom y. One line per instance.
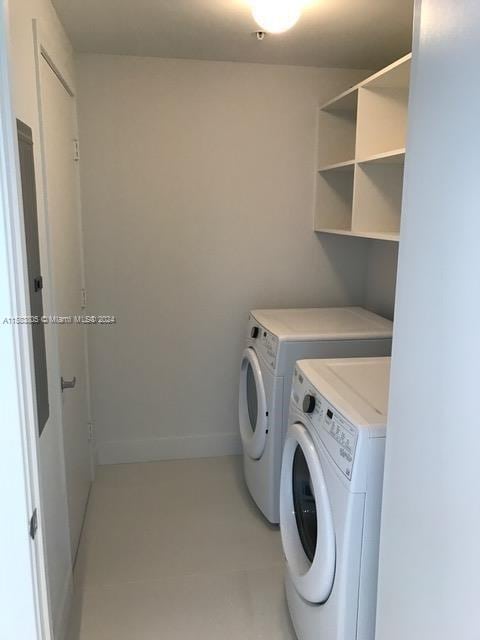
280, 357, 391, 640
238, 307, 393, 523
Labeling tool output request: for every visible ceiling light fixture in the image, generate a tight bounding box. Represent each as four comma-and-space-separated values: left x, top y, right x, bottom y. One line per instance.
251, 0, 303, 34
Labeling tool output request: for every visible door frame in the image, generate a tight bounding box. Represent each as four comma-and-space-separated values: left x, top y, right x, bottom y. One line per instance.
0, 2, 51, 638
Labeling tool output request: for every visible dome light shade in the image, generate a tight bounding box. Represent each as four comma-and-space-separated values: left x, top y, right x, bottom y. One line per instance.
252, 0, 302, 34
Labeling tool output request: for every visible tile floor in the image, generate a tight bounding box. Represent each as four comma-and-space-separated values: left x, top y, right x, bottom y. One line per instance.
68, 455, 296, 639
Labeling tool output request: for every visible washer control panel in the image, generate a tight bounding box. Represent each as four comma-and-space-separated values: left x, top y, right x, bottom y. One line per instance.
248, 315, 278, 369
322, 409, 357, 479
291, 367, 358, 480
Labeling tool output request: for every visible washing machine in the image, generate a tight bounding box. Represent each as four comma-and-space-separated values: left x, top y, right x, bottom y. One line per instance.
238, 307, 392, 524
280, 357, 391, 640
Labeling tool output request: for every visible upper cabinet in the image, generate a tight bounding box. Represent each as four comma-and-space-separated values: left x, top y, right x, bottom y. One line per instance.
315, 54, 411, 242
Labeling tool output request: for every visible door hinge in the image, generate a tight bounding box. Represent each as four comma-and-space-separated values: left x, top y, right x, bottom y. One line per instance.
29, 509, 38, 540
33, 275, 43, 292
88, 422, 94, 442
81, 287, 87, 309
73, 139, 80, 162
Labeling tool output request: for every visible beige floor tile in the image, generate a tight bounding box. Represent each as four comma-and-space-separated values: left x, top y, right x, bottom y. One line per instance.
70, 456, 295, 639
70, 567, 295, 640
77, 457, 283, 588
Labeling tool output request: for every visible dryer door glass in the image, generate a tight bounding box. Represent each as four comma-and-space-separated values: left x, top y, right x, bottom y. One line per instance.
246, 362, 258, 432
292, 445, 317, 563
239, 348, 268, 460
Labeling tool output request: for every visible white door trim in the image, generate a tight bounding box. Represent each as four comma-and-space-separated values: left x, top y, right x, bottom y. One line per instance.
0, 2, 51, 639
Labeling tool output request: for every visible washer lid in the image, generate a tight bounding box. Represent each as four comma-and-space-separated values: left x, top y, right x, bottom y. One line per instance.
250, 307, 393, 342
298, 357, 391, 433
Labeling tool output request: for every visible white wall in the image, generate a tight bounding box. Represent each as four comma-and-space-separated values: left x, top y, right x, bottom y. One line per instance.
376, 1, 480, 638
8, 1, 75, 637
76, 54, 371, 464
365, 241, 398, 320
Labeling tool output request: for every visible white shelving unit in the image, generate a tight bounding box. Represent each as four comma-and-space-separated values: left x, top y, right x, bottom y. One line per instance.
315, 54, 411, 242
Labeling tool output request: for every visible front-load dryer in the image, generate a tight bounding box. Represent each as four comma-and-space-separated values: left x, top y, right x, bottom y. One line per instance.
238, 307, 393, 524
280, 357, 391, 640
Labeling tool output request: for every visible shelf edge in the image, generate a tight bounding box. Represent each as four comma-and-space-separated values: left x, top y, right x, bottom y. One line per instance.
319, 52, 412, 113
361, 53, 412, 89
318, 159, 356, 172
319, 86, 358, 112
315, 228, 400, 242
357, 148, 406, 165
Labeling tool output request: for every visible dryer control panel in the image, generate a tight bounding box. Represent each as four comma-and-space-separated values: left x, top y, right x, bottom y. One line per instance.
248, 315, 279, 370
291, 367, 358, 480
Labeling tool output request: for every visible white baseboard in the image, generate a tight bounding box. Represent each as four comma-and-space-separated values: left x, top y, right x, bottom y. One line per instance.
95, 432, 242, 465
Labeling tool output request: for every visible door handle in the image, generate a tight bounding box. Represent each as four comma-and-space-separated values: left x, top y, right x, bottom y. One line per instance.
61, 376, 76, 391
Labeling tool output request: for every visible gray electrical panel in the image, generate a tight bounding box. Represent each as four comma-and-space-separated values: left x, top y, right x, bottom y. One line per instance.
17, 120, 49, 436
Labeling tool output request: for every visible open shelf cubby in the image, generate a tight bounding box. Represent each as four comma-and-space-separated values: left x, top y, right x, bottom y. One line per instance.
352, 161, 404, 237
315, 53, 411, 242
318, 89, 358, 168
356, 84, 409, 159
315, 164, 355, 232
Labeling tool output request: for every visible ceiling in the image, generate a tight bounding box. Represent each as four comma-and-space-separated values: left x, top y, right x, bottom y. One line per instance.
51, 0, 414, 70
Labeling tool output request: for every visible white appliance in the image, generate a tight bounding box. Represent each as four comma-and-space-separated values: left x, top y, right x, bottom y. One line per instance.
280, 357, 391, 640
238, 307, 392, 523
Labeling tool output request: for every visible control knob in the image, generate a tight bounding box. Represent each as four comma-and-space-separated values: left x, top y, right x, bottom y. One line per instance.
302, 394, 316, 414
251, 326, 259, 339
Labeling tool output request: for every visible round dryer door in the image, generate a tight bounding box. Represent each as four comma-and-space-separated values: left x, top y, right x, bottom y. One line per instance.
238, 348, 268, 460
280, 422, 336, 604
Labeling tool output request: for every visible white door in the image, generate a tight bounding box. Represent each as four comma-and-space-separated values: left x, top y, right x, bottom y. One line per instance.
39, 55, 91, 557
239, 347, 268, 459
280, 422, 336, 604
